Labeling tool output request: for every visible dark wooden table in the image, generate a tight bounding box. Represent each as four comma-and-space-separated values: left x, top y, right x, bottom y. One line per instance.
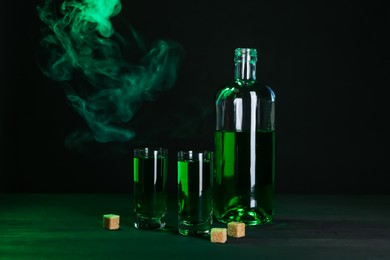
1, 194, 389, 259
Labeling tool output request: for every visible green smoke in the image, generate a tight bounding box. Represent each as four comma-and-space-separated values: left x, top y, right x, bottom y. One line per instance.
37, 0, 182, 144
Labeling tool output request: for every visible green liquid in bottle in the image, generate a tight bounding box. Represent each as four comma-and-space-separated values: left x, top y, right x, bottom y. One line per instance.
214, 130, 275, 225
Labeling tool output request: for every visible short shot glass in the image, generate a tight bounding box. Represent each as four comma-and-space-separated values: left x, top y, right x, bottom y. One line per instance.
133, 147, 168, 229
177, 150, 214, 236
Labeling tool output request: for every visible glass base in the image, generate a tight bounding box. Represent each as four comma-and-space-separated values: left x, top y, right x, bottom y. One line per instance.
178, 220, 212, 237
134, 215, 166, 229
216, 208, 272, 226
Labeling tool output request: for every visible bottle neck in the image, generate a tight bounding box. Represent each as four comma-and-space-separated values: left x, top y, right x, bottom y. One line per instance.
234, 61, 257, 81
234, 48, 257, 81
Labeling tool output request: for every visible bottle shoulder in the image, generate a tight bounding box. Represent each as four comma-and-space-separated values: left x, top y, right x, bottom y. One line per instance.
215, 80, 275, 102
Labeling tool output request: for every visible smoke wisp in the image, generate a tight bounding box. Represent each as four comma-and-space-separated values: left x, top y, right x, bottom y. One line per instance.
37, 0, 183, 146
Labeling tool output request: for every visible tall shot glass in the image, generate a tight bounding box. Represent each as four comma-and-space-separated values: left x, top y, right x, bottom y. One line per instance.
133, 147, 168, 229
177, 150, 213, 236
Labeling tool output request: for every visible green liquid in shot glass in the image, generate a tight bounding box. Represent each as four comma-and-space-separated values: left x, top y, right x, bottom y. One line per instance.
134, 155, 167, 224
178, 158, 213, 235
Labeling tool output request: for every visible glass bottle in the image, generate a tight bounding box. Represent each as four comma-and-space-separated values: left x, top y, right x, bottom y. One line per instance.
214, 48, 275, 226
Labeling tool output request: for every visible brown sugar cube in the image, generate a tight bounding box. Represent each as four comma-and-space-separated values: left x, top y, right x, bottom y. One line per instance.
103, 214, 120, 230
210, 228, 227, 243
227, 222, 245, 238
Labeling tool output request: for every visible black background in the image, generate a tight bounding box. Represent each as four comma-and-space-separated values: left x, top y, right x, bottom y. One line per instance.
1, 0, 389, 194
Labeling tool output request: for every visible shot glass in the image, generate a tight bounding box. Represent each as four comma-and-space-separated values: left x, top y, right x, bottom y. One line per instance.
177, 150, 214, 236
133, 147, 168, 229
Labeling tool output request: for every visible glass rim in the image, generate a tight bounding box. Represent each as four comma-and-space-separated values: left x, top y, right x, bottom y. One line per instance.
134, 147, 168, 157
177, 150, 213, 161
